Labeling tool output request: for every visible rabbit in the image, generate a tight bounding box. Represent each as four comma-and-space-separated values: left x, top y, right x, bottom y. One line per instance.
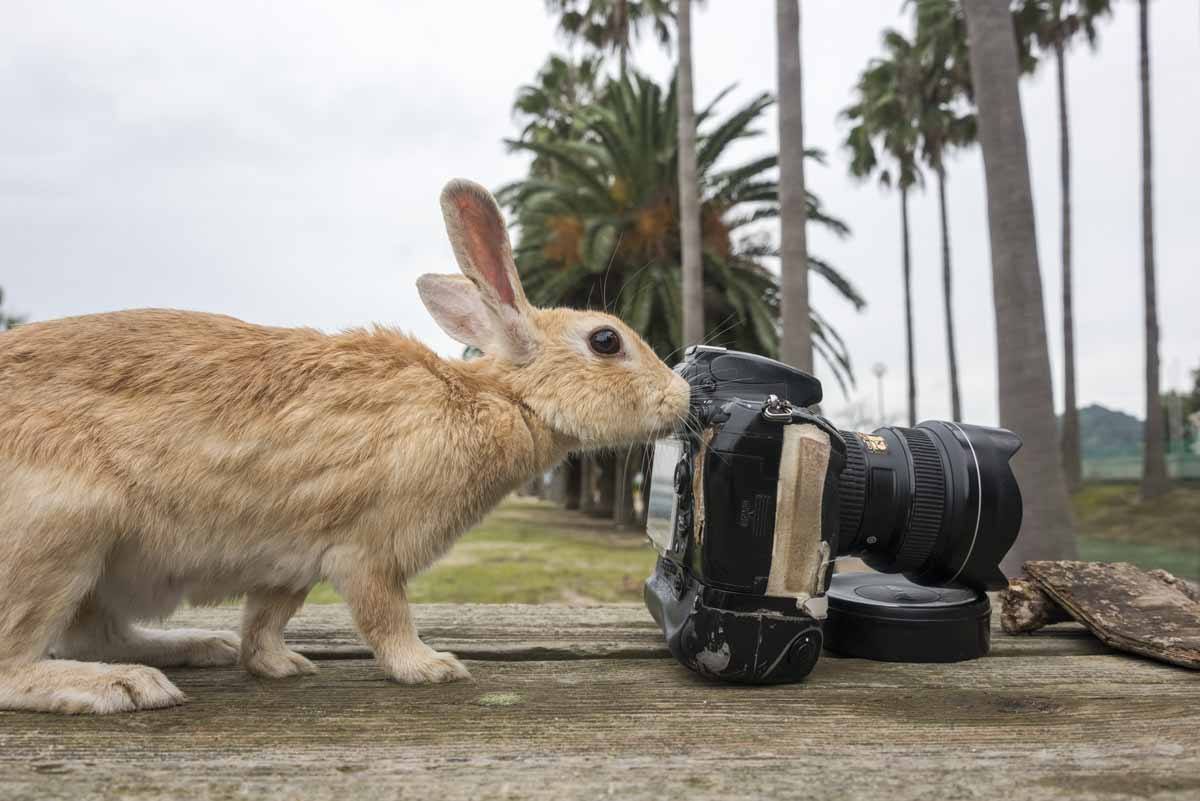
0, 179, 691, 714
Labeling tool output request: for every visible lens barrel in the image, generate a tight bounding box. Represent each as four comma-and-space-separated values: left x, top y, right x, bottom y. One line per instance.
835, 421, 1023, 591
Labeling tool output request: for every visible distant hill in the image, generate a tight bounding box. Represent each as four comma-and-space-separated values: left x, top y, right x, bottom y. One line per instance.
1077, 404, 1143, 458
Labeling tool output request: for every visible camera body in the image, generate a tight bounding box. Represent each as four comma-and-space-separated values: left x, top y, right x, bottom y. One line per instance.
644, 346, 1023, 684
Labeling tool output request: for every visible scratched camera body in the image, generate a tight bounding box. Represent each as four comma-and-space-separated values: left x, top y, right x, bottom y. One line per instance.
644, 347, 1023, 683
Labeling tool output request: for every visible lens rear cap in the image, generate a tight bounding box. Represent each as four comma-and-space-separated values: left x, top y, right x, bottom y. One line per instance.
824, 572, 990, 662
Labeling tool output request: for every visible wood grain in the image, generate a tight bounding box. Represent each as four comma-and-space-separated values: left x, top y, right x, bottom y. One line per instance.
1, 603, 1195, 801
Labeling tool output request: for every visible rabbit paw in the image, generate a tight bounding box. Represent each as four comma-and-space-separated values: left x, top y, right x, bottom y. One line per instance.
178, 630, 242, 667
243, 648, 318, 679
387, 646, 471, 685
48, 664, 186, 715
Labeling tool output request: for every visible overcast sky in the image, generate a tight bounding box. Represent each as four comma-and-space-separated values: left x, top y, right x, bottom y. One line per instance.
3, 0, 1197, 426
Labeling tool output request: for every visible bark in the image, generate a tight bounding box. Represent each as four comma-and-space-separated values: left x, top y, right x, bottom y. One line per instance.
962, 0, 1077, 573
775, 0, 812, 373
1057, 40, 1082, 492
1139, 0, 1169, 499
937, 168, 962, 422
1000, 578, 1072, 634
579, 455, 596, 514
677, 0, 705, 346
564, 455, 582, 510
1024, 560, 1200, 670
900, 186, 916, 428
593, 453, 616, 518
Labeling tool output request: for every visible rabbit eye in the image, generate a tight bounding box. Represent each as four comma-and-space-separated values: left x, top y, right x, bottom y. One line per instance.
588, 327, 622, 357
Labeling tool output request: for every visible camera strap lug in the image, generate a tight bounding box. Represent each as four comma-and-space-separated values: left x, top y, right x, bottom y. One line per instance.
761, 394, 794, 422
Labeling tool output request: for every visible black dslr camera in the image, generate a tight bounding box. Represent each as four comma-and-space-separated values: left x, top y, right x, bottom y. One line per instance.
644, 347, 1023, 684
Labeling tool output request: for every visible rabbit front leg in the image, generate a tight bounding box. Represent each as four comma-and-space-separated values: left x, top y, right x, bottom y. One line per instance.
241, 588, 317, 679
334, 558, 470, 685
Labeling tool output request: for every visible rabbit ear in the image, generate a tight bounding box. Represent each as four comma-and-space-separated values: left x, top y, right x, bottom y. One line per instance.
439, 179, 530, 313
417, 272, 538, 363
416, 274, 493, 350
437, 179, 537, 363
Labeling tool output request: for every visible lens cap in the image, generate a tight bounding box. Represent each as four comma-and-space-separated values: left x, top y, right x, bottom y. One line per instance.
824, 572, 991, 662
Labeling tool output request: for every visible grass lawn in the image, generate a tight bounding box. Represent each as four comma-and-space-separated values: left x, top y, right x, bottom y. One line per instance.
1074, 482, 1199, 580
306, 498, 656, 604
305, 482, 1198, 604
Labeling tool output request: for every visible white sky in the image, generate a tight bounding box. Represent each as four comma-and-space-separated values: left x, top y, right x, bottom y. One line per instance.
3, 0, 1197, 427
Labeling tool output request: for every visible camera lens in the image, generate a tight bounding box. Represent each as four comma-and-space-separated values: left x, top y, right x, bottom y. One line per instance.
834, 421, 1023, 591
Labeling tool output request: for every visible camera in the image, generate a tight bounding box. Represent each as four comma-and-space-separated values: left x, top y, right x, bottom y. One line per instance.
644, 346, 1023, 684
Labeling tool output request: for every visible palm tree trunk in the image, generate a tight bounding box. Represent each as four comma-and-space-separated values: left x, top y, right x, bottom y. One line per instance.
937, 167, 962, 422
1057, 39, 1082, 492
677, 0, 705, 346
579, 455, 596, 514
564, 455, 582, 510
593, 453, 616, 518
616, 0, 629, 75
775, 0, 812, 373
901, 186, 916, 427
962, 0, 1076, 572
1139, 0, 1169, 499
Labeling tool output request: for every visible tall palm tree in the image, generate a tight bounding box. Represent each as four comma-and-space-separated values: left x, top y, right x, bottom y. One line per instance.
776, 0, 812, 373
843, 30, 923, 426
961, 0, 1076, 570
502, 73, 861, 377
545, 0, 674, 74
1013, 0, 1112, 491
913, 1, 977, 422
503, 73, 862, 523
677, 0, 704, 346
1137, 0, 1168, 499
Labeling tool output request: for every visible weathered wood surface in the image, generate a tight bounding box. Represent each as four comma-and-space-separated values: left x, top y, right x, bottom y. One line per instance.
1024, 561, 1200, 669
2, 603, 1198, 801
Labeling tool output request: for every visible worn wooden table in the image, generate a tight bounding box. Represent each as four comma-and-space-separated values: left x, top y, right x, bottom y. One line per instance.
2, 603, 1197, 800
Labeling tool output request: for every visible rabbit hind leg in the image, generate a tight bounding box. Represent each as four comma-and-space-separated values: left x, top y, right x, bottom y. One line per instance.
0, 526, 184, 714
53, 594, 241, 669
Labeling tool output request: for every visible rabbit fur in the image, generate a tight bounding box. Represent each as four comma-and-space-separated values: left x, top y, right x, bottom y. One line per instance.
0, 179, 691, 714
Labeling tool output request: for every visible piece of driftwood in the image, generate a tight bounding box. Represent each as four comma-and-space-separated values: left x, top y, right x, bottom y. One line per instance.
1000, 578, 1073, 633
1024, 561, 1200, 670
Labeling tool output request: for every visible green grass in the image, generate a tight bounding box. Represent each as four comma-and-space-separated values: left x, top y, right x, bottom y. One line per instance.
1072, 482, 1199, 580
306, 498, 656, 604
304, 483, 1198, 604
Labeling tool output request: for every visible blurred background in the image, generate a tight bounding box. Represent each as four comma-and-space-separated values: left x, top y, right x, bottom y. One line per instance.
2, 0, 1196, 598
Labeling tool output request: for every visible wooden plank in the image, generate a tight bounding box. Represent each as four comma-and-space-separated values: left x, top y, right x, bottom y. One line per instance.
2, 653, 1197, 801
1025, 561, 1200, 669
161, 602, 1115, 660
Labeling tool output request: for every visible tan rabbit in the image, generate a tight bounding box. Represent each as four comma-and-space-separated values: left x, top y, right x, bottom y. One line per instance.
0, 179, 691, 714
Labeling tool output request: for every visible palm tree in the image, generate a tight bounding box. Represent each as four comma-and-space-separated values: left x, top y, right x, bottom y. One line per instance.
677, 0, 704, 347
1137, 0, 1168, 499
545, 0, 674, 74
1013, 0, 1112, 491
511, 53, 606, 179
501, 72, 862, 380
843, 30, 923, 427
961, 0, 1076, 570
504, 72, 862, 525
913, 1, 977, 422
775, 0, 812, 373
